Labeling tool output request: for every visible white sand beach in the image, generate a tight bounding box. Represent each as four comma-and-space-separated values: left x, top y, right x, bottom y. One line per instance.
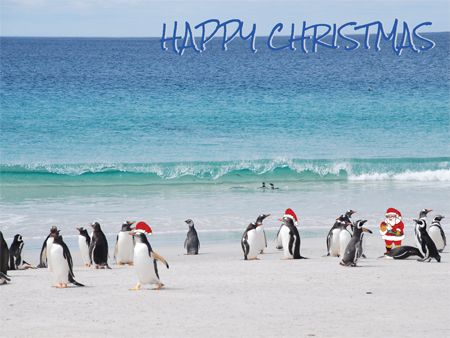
1, 235, 449, 338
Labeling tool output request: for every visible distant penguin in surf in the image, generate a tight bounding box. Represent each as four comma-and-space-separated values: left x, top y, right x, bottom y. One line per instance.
0, 231, 10, 284
255, 214, 269, 254
384, 246, 424, 260
278, 208, 306, 259
89, 222, 110, 269
9, 234, 32, 270
241, 222, 260, 260
326, 210, 356, 256
419, 208, 433, 220
340, 220, 371, 266
184, 219, 200, 255
269, 183, 279, 190
38, 226, 59, 269
259, 182, 267, 189
77, 227, 91, 267
429, 215, 446, 252
50, 233, 84, 288
114, 221, 135, 265
130, 231, 169, 291
414, 218, 441, 262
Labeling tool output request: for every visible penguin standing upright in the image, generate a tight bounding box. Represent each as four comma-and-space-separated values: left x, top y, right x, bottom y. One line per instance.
241, 222, 260, 260
77, 227, 91, 267
0, 231, 10, 284
184, 219, 200, 255
130, 230, 169, 291
326, 210, 356, 256
414, 218, 441, 262
38, 226, 59, 268
340, 220, 371, 266
9, 234, 31, 270
278, 208, 306, 259
255, 214, 269, 254
114, 221, 135, 265
50, 233, 84, 288
89, 222, 110, 269
339, 223, 353, 258
428, 215, 446, 252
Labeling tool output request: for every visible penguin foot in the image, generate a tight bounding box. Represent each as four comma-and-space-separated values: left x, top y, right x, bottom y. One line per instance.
153, 283, 164, 290
55, 283, 68, 288
128, 262, 134, 266
118, 262, 124, 266
129, 283, 142, 291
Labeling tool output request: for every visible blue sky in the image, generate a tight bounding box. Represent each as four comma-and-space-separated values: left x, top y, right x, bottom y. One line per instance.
1, 0, 449, 37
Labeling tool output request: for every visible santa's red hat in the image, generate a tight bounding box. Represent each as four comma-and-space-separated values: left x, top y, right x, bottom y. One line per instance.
283, 208, 298, 224
385, 208, 402, 218
135, 221, 152, 234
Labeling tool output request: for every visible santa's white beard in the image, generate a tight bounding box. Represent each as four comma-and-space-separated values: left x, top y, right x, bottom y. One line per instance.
386, 217, 401, 226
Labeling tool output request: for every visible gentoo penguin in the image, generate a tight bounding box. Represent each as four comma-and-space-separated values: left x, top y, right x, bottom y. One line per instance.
76, 227, 91, 267
278, 208, 306, 259
9, 234, 31, 270
384, 246, 424, 260
419, 208, 433, 220
428, 215, 446, 252
338, 223, 353, 258
241, 222, 260, 260
49, 233, 84, 288
255, 214, 269, 254
38, 226, 59, 268
114, 221, 135, 265
184, 219, 200, 255
326, 210, 356, 256
414, 218, 441, 262
0, 231, 10, 285
130, 231, 169, 290
340, 220, 371, 266
89, 222, 110, 269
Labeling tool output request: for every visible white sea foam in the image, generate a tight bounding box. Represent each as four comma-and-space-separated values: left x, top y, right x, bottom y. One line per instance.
349, 169, 450, 181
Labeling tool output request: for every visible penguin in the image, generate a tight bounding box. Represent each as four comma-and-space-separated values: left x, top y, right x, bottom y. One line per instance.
50, 233, 84, 288
89, 222, 110, 269
340, 220, 371, 266
9, 234, 31, 270
384, 246, 424, 260
0, 231, 10, 285
326, 210, 356, 257
419, 208, 433, 219
255, 214, 269, 254
241, 222, 260, 260
130, 231, 169, 290
77, 227, 91, 267
279, 214, 306, 259
338, 223, 353, 258
428, 215, 446, 252
414, 218, 441, 262
184, 219, 200, 255
114, 221, 135, 265
275, 224, 283, 250
38, 226, 59, 269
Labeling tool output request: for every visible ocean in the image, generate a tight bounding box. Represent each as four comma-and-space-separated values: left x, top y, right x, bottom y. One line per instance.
1, 35, 449, 251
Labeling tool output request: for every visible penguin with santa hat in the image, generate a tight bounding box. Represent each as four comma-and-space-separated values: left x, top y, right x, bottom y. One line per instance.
379, 208, 405, 254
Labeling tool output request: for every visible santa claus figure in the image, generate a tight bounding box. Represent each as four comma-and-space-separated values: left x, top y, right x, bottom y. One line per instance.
379, 208, 405, 253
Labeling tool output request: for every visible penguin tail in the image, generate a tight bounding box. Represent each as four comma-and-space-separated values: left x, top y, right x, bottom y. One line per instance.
299, 256, 308, 259
69, 275, 85, 287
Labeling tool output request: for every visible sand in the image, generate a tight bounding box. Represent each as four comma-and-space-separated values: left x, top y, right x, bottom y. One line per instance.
1, 235, 449, 338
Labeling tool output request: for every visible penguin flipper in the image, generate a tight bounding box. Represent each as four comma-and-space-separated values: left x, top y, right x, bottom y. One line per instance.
440, 227, 447, 248
326, 229, 333, 255
151, 251, 169, 269
288, 231, 294, 256
114, 235, 118, 261
263, 230, 267, 248
38, 234, 50, 268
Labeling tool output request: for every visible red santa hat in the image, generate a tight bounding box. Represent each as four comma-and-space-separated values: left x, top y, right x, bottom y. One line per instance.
134, 221, 152, 234
283, 208, 298, 224
385, 208, 402, 218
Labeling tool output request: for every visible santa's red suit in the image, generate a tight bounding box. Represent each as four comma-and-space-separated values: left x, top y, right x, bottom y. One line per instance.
379, 208, 405, 252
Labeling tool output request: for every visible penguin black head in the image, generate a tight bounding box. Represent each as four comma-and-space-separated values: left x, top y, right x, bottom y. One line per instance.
345, 210, 356, 217
413, 218, 427, 228
354, 220, 372, 233
256, 214, 270, 225
419, 209, 432, 219
121, 221, 134, 231
282, 216, 295, 226
185, 219, 195, 228
433, 215, 445, 223
50, 226, 58, 234
131, 231, 150, 245
91, 222, 102, 231
77, 227, 89, 236
13, 234, 23, 243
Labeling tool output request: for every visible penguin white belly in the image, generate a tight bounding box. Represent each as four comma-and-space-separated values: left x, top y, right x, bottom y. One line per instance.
50, 245, 69, 284
134, 243, 159, 285
276, 228, 283, 249
255, 226, 266, 253
330, 229, 341, 257
429, 227, 444, 251
245, 229, 259, 259
116, 232, 134, 263
339, 230, 351, 258
280, 226, 293, 258
78, 236, 90, 265
46, 237, 54, 272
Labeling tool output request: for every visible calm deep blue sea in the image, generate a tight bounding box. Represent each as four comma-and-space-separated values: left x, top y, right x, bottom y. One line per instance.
0, 35, 449, 248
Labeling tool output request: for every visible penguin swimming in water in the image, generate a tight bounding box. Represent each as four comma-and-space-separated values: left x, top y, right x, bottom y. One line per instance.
326, 210, 355, 256
49, 233, 84, 288
9, 234, 32, 270
340, 220, 371, 266
241, 222, 260, 260
278, 208, 306, 259
89, 222, 110, 269
0, 231, 10, 285
184, 219, 200, 255
384, 246, 424, 260
428, 215, 446, 252
38, 226, 59, 268
77, 227, 91, 267
255, 214, 269, 254
414, 218, 441, 262
114, 221, 135, 265
130, 230, 169, 290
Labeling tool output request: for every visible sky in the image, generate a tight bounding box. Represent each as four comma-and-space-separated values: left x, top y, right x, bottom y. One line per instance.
1, 0, 449, 37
